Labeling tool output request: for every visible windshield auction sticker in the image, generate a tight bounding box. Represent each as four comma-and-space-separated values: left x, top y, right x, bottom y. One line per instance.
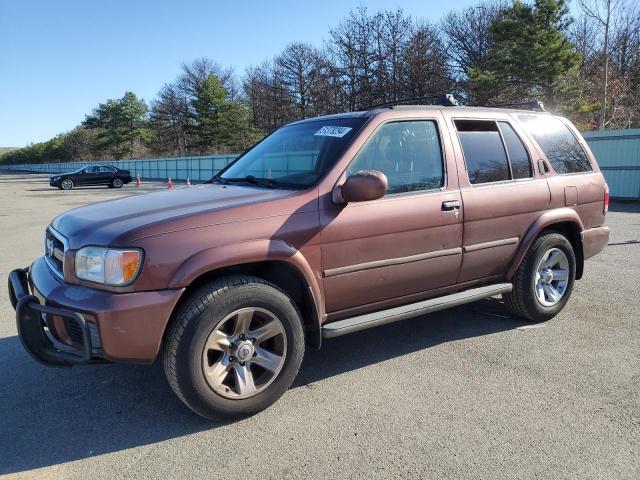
314, 126, 352, 138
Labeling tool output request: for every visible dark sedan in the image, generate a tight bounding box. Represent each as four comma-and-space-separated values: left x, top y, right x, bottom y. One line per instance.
49, 165, 132, 190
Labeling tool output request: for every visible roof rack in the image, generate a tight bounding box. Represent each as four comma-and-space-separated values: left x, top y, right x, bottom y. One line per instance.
366, 93, 459, 110
487, 99, 545, 112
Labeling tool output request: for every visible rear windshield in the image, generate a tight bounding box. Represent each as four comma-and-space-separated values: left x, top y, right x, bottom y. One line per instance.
517, 115, 592, 174
218, 117, 368, 189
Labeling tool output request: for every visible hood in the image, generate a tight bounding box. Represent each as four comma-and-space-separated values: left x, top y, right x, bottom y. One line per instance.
52, 184, 301, 248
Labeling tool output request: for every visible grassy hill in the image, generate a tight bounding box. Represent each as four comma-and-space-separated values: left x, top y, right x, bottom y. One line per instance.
0, 147, 18, 155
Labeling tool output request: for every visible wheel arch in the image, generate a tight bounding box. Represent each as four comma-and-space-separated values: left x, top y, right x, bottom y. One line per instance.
166, 240, 324, 349
507, 209, 585, 281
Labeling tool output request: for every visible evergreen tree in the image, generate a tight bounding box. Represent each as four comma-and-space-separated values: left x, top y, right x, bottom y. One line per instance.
83, 91, 151, 159
192, 74, 260, 152
469, 0, 581, 107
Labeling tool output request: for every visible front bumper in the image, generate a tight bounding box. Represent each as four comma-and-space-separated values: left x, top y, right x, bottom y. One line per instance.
9, 257, 184, 366
49, 178, 61, 187
9, 268, 98, 366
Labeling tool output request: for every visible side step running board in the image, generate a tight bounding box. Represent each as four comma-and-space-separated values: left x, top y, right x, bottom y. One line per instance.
321, 283, 513, 338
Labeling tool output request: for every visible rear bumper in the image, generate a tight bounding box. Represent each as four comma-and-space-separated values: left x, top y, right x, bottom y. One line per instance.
8, 257, 184, 366
582, 226, 610, 260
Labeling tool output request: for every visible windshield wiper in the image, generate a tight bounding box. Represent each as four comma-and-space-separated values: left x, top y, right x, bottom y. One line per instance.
217, 175, 281, 188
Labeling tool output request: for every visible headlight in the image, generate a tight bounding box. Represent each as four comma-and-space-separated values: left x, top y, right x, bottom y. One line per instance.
75, 246, 143, 286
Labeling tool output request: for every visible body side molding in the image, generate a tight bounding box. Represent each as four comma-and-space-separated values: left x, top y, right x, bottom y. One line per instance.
323, 247, 462, 278
463, 237, 519, 253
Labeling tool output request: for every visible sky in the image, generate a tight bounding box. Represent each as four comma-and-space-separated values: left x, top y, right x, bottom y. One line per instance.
0, 0, 481, 147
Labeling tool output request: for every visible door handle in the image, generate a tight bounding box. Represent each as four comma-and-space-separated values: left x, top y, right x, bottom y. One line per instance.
442, 200, 461, 211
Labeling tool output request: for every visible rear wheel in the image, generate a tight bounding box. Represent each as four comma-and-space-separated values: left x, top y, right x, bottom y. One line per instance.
111, 178, 124, 188
163, 275, 305, 419
60, 178, 73, 190
503, 232, 576, 322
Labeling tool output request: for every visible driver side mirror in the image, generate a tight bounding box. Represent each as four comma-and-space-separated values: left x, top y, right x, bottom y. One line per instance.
334, 170, 388, 204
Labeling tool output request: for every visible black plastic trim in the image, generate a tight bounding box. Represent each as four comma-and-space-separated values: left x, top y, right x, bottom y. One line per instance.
9, 267, 106, 367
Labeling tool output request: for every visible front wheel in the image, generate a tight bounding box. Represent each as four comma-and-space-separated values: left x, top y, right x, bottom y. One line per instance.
163, 275, 305, 419
503, 232, 576, 322
60, 178, 74, 190
111, 178, 124, 188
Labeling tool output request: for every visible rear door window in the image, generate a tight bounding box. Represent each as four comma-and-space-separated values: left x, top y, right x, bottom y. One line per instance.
455, 120, 510, 184
517, 115, 592, 173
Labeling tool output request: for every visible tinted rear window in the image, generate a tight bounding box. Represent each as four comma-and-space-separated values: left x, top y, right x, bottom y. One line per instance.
518, 115, 592, 173
498, 122, 532, 179
455, 120, 510, 184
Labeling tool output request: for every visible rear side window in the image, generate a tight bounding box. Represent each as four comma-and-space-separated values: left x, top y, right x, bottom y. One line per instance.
455, 120, 510, 184
518, 115, 592, 173
498, 122, 532, 179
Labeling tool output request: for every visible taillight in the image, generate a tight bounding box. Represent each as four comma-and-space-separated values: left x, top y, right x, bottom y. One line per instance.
603, 184, 610, 214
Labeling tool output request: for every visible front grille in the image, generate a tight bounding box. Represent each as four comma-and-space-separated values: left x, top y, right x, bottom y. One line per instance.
44, 227, 67, 279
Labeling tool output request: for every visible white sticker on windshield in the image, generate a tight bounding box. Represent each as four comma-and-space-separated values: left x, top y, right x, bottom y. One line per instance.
314, 126, 352, 138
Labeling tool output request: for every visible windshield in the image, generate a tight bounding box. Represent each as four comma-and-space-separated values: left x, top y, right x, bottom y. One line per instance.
218, 117, 368, 189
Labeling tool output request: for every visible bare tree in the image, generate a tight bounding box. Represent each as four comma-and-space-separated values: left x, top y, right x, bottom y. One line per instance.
403, 22, 453, 97
579, 0, 620, 129
275, 43, 325, 118
441, 2, 505, 79
150, 83, 191, 156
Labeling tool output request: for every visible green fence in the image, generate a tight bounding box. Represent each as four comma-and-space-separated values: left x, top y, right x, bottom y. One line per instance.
0, 155, 239, 182
582, 129, 640, 200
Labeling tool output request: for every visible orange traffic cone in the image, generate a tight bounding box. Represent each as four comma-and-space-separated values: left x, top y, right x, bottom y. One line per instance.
186, 177, 192, 186
167, 177, 173, 189
135, 173, 141, 186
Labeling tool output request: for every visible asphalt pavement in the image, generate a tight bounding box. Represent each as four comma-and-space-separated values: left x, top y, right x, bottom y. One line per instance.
0, 172, 638, 479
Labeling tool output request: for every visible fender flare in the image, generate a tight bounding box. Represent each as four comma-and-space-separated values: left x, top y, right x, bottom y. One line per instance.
506, 208, 584, 280
168, 239, 324, 344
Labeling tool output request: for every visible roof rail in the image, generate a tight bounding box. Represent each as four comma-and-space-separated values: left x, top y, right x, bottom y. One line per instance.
366, 93, 459, 110
487, 99, 545, 112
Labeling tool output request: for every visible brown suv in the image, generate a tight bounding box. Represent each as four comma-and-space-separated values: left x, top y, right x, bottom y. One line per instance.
9, 104, 610, 419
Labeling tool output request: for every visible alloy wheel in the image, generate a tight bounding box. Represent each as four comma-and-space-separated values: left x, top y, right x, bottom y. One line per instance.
534, 248, 570, 307
201, 307, 287, 399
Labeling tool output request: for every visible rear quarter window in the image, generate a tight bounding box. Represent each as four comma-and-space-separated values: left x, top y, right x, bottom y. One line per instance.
517, 115, 592, 174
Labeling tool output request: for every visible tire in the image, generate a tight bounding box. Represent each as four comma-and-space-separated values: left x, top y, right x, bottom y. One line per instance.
163, 275, 305, 419
60, 178, 73, 190
503, 232, 576, 322
111, 178, 124, 188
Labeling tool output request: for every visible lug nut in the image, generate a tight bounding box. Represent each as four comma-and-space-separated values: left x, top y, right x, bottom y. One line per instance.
229, 356, 234, 362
